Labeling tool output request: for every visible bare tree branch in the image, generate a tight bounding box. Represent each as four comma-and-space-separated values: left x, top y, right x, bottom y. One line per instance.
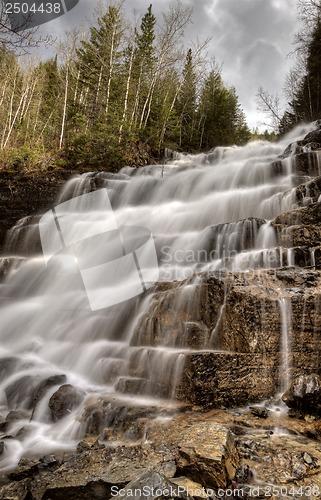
256, 86, 282, 131
0, 1, 53, 54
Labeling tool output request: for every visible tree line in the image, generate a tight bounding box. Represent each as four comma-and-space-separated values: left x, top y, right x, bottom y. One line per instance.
0, 1, 250, 172
257, 0, 321, 135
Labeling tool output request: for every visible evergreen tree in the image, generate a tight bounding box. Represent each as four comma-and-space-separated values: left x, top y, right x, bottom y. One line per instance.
293, 17, 321, 121
197, 72, 250, 149
176, 49, 197, 149
76, 3, 123, 124
132, 4, 156, 129
281, 2, 321, 132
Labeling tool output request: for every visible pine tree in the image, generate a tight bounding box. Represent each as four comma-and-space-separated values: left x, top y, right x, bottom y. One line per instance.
37, 57, 61, 147
281, 3, 321, 132
198, 71, 250, 149
176, 49, 197, 149
76, 3, 123, 124
293, 17, 321, 121
131, 4, 156, 129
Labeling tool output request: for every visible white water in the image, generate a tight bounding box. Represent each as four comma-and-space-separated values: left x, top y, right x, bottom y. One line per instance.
0, 121, 318, 471
278, 297, 293, 393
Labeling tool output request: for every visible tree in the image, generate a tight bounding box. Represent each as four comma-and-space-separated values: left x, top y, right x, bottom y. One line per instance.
176, 48, 197, 148
130, 4, 156, 128
197, 71, 250, 149
138, 0, 192, 131
292, 17, 321, 121
256, 87, 282, 132
76, 2, 124, 124
280, 0, 321, 132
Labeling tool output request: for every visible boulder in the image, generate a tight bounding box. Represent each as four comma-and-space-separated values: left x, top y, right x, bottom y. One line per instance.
301, 128, 321, 146
49, 384, 85, 420
146, 418, 239, 489
113, 471, 192, 500
282, 374, 321, 416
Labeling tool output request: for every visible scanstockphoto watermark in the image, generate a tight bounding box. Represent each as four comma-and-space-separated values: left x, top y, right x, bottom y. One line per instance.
110, 486, 219, 498
4, 0, 79, 31
160, 245, 286, 280
110, 485, 321, 498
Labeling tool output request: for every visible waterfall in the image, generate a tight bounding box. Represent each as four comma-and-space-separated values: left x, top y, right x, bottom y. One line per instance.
0, 121, 318, 471
278, 297, 293, 393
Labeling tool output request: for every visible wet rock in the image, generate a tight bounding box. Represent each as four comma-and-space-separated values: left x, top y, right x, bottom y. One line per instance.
0, 169, 81, 253
207, 218, 267, 254
32, 374, 67, 409
114, 471, 192, 500
282, 374, 321, 416
5, 374, 67, 412
281, 142, 304, 158
5, 375, 37, 409
0, 356, 19, 379
76, 436, 105, 453
6, 409, 31, 422
82, 398, 160, 437
293, 152, 321, 177
249, 407, 269, 419
288, 408, 305, 419
9, 458, 44, 480
301, 128, 321, 146
49, 384, 85, 420
294, 175, 321, 205
177, 351, 278, 409
303, 141, 321, 151
234, 464, 252, 483
131, 269, 321, 409
272, 202, 321, 247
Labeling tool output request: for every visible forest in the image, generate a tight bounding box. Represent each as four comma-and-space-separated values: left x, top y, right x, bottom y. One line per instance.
0, 1, 251, 173
258, 0, 321, 134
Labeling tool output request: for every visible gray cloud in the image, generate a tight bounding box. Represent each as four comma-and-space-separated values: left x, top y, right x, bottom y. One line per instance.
39, 0, 299, 129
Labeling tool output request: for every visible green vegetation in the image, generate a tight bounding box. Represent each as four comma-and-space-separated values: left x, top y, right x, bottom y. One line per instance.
280, 6, 321, 134
0, 1, 250, 173
255, 1, 321, 137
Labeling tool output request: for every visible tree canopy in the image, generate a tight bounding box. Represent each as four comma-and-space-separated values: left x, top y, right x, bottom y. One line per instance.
0, 1, 250, 172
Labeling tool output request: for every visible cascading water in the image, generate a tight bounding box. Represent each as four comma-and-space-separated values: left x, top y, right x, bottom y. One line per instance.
0, 121, 318, 471
278, 297, 293, 393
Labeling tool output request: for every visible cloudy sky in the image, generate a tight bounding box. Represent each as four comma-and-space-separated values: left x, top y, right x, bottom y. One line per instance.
40, 0, 300, 129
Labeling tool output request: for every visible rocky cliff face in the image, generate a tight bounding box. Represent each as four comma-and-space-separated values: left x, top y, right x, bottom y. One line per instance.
124, 123, 321, 409
0, 170, 77, 253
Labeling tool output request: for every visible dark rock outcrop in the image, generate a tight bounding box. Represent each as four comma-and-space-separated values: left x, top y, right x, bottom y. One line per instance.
48, 384, 85, 420
0, 170, 75, 253
131, 268, 321, 408
113, 471, 192, 500
282, 374, 321, 416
